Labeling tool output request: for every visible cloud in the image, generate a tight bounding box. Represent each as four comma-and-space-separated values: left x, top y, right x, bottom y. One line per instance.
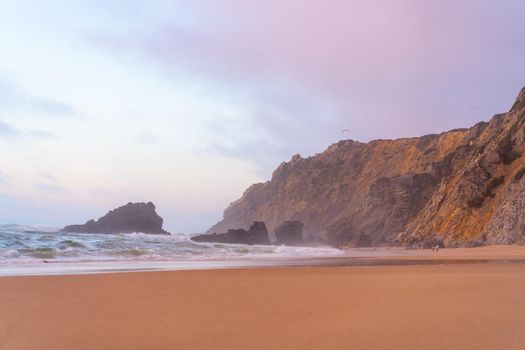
0, 120, 20, 137
92, 0, 525, 145
0, 172, 10, 186
201, 111, 299, 174
27, 129, 60, 140
0, 77, 78, 118
209, 138, 283, 174
0, 119, 59, 140
89, 188, 117, 197
38, 172, 58, 182
34, 182, 70, 194
135, 131, 160, 144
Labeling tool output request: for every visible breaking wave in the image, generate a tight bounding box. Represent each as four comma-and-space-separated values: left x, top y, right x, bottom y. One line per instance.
0, 226, 342, 264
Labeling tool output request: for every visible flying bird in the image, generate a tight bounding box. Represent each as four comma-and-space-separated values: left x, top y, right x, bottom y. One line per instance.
470, 106, 480, 118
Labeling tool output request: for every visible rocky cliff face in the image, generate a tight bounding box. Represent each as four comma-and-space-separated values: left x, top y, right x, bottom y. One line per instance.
63, 202, 169, 235
208, 87, 525, 247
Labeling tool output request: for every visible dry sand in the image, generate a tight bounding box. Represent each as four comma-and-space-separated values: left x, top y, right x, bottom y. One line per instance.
1, 253, 525, 350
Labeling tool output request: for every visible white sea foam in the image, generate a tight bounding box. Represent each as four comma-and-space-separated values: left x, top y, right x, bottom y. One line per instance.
1, 249, 20, 258
0, 224, 60, 233
0, 228, 343, 268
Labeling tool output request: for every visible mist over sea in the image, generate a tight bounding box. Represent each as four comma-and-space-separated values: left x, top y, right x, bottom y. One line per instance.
0, 224, 342, 265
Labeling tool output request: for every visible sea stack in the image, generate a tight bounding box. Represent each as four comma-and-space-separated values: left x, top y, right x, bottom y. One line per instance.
191, 221, 270, 245
274, 221, 304, 246
62, 202, 169, 235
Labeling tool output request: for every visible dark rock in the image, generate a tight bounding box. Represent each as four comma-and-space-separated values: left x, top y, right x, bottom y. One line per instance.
396, 232, 445, 249
462, 235, 487, 248
445, 235, 487, 248
274, 221, 304, 246
191, 221, 270, 245
62, 202, 169, 235
355, 234, 372, 247
420, 234, 445, 249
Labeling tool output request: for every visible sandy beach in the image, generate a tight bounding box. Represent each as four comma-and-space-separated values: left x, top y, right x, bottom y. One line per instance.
1, 248, 525, 350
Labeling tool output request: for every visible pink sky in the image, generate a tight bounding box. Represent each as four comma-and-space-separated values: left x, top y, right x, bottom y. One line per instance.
0, 0, 524, 231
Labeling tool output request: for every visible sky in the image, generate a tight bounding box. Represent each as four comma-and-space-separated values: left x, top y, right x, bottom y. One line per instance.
0, 0, 525, 233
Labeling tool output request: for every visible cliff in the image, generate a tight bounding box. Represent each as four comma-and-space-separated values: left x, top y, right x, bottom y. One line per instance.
208, 86, 525, 247
63, 202, 169, 235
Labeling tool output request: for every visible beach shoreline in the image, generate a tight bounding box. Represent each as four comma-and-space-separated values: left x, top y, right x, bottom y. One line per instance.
1, 260, 525, 350
1, 245, 524, 277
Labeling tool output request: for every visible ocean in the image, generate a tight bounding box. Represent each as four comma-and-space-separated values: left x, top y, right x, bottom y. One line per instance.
0, 224, 344, 275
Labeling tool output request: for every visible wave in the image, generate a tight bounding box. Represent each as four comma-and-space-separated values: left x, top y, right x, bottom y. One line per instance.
0, 229, 342, 264
0, 224, 60, 233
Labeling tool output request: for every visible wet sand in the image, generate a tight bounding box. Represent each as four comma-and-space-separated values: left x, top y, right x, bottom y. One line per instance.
2, 245, 525, 277
383, 245, 525, 260
1, 255, 525, 349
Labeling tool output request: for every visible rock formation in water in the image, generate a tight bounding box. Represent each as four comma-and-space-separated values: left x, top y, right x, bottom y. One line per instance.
62, 202, 169, 235
274, 221, 304, 246
192, 221, 270, 245
208, 86, 525, 247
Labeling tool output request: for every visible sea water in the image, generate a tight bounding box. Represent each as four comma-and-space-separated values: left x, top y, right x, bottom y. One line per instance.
0, 224, 343, 274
